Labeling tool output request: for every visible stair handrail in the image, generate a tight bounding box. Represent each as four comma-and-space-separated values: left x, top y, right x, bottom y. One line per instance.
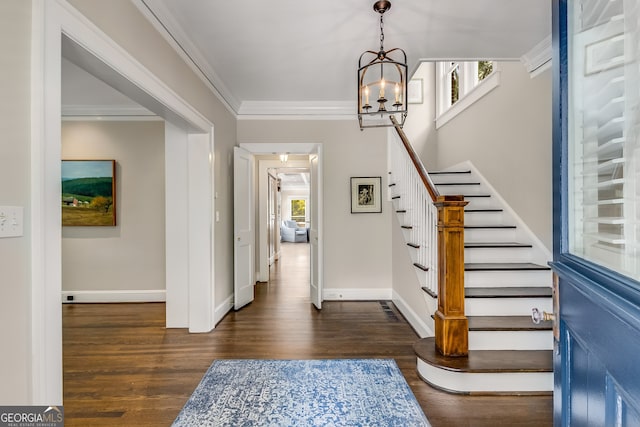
389, 116, 469, 357
390, 116, 440, 202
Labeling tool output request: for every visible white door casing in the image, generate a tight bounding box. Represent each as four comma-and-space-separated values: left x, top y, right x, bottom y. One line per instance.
233, 147, 255, 310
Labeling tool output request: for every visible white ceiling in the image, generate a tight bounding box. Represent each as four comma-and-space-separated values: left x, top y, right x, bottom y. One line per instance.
278, 171, 310, 192
62, 0, 551, 116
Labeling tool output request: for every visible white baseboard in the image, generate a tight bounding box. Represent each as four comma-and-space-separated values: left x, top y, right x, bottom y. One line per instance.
392, 290, 434, 338
323, 288, 393, 301
62, 290, 166, 303
214, 294, 234, 326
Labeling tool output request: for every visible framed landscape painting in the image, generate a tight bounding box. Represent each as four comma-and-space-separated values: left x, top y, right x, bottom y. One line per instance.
62, 160, 116, 226
351, 176, 382, 213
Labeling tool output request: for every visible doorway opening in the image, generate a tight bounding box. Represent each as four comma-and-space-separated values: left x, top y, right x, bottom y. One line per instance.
33, 3, 217, 402
269, 167, 311, 284
236, 144, 324, 310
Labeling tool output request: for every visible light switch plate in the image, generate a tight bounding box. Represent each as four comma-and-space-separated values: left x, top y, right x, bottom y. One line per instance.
0, 206, 24, 238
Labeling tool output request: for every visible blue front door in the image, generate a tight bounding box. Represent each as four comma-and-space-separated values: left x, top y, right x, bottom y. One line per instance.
552, 0, 640, 425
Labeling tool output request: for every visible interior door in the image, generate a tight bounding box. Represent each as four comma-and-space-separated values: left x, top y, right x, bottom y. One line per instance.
309, 147, 323, 309
233, 147, 255, 310
268, 173, 277, 266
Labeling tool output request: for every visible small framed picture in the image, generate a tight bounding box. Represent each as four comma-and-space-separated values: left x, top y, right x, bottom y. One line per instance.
351, 177, 382, 213
61, 159, 116, 226
407, 79, 423, 104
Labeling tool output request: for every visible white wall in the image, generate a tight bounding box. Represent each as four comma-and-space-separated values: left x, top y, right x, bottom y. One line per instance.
391, 214, 436, 338
238, 120, 393, 298
436, 62, 552, 250
61, 121, 165, 296
403, 62, 438, 171
0, 0, 32, 404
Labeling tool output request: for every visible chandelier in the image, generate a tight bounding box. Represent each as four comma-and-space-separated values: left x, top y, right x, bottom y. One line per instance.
358, 0, 408, 130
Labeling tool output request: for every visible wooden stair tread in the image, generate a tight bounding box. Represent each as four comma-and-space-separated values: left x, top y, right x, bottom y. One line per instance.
429, 170, 471, 175
421, 287, 437, 298
465, 262, 551, 271
414, 263, 429, 271
465, 225, 516, 229
465, 209, 503, 212
434, 182, 481, 186
465, 287, 552, 298
468, 316, 552, 331
414, 337, 552, 373
465, 242, 532, 248
463, 194, 491, 198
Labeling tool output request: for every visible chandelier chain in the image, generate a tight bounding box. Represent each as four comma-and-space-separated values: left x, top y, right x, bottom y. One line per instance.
379, 14, 385, 51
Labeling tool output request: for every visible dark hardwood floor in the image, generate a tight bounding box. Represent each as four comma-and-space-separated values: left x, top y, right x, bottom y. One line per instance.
63, 243, 552, 426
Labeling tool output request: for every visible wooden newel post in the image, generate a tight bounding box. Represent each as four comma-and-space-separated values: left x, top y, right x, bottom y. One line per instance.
434, 195, 469, 357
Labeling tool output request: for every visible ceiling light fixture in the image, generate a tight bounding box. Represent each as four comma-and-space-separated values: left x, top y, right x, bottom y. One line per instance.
279, 153, 289, 163
358, 0, 408, 130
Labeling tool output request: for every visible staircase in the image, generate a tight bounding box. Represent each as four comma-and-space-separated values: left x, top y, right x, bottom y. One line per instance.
391, 163, 554, 394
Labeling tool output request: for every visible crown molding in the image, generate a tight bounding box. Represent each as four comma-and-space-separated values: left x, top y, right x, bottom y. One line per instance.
133, 0, 240, 115
521, 35, 552, 77
238, 100, 356, 118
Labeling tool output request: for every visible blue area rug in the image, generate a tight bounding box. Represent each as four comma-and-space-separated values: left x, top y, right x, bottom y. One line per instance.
172, 358, 431, 426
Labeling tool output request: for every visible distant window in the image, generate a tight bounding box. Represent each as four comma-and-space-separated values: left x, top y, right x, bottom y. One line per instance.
291, 199, 306, 226
436, 61, 500, 128
449, 62, 460, 105
478, 61, 493, 80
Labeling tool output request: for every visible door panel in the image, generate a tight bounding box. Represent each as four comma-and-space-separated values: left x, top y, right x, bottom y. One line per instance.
268, 173, 277, 266
309, 147, 323, 309
233, 147, 255, 310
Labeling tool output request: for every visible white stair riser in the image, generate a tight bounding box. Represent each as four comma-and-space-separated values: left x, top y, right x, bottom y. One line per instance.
465, 297, 552, 316
461, 197, 496, 210
469, 330, 553, 350
417, 359, 553, 393
465, 270, 553, 287
431, 173, 473, 184
465, 247, 533, 263
464, 211, 504, 226
465, 227, 516, 242
436, 185, 484, 196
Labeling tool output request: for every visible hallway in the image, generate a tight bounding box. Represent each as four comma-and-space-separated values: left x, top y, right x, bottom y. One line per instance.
62, 242, 552, 426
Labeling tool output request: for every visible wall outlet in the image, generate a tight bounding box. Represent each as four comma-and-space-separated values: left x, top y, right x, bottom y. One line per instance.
0, 206, 23, 238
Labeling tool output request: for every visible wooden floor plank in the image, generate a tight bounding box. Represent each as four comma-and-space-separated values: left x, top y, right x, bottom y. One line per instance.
63, 242, 552, 426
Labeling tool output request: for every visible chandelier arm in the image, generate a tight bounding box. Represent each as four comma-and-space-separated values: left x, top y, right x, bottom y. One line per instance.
358, 50, 383, 67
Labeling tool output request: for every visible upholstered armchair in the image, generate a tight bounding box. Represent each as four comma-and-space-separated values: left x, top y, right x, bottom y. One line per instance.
280, 220, 308, 243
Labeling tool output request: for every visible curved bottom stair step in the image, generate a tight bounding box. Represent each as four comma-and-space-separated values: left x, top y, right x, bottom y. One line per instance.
414, 337, 553, 394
